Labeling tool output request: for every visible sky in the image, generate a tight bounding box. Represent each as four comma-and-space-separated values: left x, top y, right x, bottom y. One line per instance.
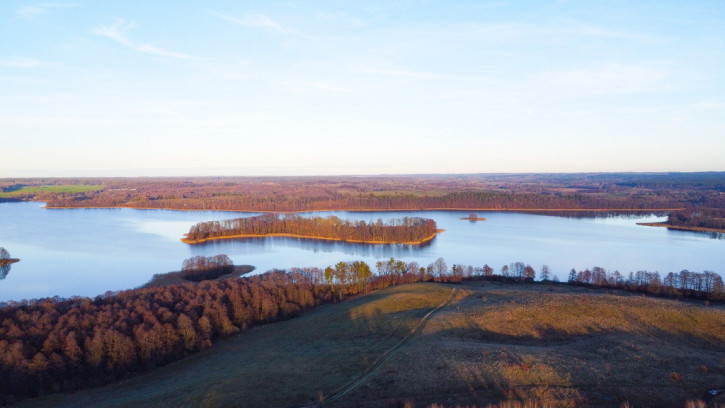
1, 1, 724, 177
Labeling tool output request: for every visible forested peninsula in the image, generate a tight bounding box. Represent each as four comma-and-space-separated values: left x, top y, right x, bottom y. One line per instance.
183, 214, 440, 244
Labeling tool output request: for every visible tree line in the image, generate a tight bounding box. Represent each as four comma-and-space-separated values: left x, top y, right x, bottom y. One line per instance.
567, 266, 725, 300
185, 214, 439, 244
45, 189, 693, 213
667, 208, 725, 231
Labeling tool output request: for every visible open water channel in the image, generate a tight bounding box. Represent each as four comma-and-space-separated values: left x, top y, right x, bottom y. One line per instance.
1, 201, 723, 302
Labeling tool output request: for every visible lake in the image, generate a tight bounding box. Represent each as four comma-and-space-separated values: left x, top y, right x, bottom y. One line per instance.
1, 201, 723, 302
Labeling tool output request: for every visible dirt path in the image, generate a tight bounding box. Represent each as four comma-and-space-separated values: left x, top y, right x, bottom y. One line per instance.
323, 287, 458, 405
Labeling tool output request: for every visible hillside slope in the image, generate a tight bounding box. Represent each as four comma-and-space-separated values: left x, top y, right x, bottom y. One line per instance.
13, 282, 725, 408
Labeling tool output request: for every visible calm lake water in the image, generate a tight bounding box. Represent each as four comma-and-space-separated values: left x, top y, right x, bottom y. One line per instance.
1, 201, 723, 302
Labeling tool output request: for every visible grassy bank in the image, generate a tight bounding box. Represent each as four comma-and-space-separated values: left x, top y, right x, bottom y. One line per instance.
12, 282, 725, 407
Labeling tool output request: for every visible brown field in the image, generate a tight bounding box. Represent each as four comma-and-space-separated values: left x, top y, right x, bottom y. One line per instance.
11, 282, 725, 408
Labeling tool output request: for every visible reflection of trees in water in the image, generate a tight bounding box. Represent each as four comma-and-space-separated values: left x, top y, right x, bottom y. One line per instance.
520, 210, 670, 219
709, 232, 725, 240
189, 235, 435, 258
0, 264, 10, 280
0, 247, 13, 280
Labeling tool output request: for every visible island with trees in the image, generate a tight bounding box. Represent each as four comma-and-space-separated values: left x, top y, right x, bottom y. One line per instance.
461, 212, 487, 221
182, 214, 442, 245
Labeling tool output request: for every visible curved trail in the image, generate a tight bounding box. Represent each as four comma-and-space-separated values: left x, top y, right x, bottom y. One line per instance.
324, 287, 458, 405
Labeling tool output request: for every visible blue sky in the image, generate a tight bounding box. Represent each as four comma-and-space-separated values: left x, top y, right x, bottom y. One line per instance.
1, 1, 724, 176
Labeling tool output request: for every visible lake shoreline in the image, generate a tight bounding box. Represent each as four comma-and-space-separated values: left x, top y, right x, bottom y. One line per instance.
637, 222, 725, 234
181, 229, 445, 245
41, 202, 685, 214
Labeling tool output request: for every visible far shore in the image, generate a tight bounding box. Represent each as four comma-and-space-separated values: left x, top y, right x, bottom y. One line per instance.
181, 229, 445, 245
41, 202, 685, 214
0, 258, 20, 266
637, 222, 725, 234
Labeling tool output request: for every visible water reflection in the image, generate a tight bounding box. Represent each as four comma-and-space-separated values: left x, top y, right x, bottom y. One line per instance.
0, 263, 11, 280
189, 235, 435, 258
709, 232, 725, 240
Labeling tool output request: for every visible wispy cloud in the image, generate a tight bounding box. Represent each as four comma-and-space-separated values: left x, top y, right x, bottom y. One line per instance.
316, 11, 365, 29
536, 63, 670, 96
306, 82, 352, 93
692, 100, 725, 111
211, 11, 293, 35
17, 2, 78, 18
0, 58, 55, 68
92, 20, 195, 60
363, 67, 448, 79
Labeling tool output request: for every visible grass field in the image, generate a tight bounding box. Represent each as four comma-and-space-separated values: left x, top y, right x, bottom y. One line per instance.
13, 282, 725, 408
0, 185, 104, 198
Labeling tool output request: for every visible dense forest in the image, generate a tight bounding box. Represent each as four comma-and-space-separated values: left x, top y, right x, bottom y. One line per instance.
667, 208, 725, 231
1, 256, 723, 404
184, 214, 439, 244
0, 258, 465, 404
3, 173, 724, 213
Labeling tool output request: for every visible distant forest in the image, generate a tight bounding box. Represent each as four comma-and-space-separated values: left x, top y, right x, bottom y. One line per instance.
3, 173, 724, 213
184, 214, 439, 244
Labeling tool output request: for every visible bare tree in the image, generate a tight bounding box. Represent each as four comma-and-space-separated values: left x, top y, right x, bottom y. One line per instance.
540, 265, 550, 281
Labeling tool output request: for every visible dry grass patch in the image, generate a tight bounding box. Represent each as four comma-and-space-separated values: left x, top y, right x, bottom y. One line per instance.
446, 289, 725, 344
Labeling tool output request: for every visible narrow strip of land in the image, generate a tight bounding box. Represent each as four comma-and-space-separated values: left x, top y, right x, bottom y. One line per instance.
323, 287, 458, 404
637, 222, 725, 234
